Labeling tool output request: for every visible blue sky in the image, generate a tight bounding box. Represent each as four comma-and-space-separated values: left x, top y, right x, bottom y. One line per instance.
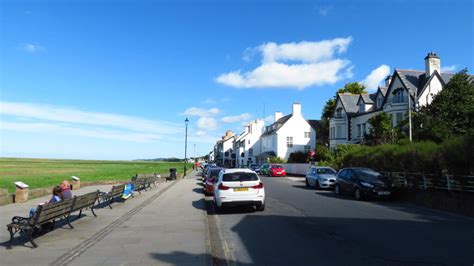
1, 0, 473, 160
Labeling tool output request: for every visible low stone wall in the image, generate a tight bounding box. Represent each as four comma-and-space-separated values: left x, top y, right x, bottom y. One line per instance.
282, 163, 311, 176
393, 188, 474, 218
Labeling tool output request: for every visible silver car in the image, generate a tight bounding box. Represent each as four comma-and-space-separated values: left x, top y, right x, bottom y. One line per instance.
305, 166, 337, 189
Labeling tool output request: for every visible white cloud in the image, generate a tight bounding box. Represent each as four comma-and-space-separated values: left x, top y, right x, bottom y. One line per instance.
196, 130, 207, 136
203, 98, 217, 104
222, 113, 252, 123
182, 107, 220, 117
0, 121, 161, 142
0, 101, 184, 143
316, 6, 333, 16
197, 117, 218, 131
441, 65, 457, 73
361, 65, 391, 91
216, 37, 353, 89
22, 43, 43, 53
264, 115, 274, 123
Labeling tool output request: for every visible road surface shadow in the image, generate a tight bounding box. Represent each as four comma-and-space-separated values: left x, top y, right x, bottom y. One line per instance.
204, 198, 256, 215
150, 251, 250, 266
224, 214, 473, 265
193, 187, 204, 194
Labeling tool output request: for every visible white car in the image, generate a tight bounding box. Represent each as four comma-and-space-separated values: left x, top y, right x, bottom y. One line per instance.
213, 168, 265, 211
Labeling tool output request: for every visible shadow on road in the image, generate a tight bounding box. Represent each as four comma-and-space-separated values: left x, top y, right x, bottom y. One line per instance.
192, 187, 204, 194
149, 251, 251, 266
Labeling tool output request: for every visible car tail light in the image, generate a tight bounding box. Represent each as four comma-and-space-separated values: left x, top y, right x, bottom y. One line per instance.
218, 183, 230, 190
252, 182, 264, 189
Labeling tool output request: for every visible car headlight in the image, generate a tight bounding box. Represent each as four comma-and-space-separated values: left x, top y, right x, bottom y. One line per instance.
360, 182, 374, 188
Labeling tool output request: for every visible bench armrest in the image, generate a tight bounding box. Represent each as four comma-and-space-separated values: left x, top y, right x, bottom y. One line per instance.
11, 216, 31, 225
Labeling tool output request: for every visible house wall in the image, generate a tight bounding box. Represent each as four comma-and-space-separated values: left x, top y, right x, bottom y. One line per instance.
275, 114, 316, 160
329, 99, 348, 150
351, 110, 382, 142
418, 75, 443, 106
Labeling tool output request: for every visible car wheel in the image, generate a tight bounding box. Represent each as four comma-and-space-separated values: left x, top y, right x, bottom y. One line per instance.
305, 178, 310, 187
335, 184, 341, 195
354, 188, 362, 200
256, 202, 265, 211
315, 180, 320, 190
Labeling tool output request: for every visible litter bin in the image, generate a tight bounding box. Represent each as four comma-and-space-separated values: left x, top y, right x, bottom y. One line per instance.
169, 168, 177, 180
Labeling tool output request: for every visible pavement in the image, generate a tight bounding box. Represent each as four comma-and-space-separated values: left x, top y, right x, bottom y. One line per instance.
0, 172, 209, 266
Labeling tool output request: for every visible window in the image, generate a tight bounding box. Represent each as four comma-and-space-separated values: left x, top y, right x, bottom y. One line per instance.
393, 88, 405, 103
357, 124, 361, 137
248, 140, 250, 144
304, 145, 310, 153
377, 97, 383, 108
336, 108, 343, 118
304, 132, 310, 138
362, 123, 366, 135
223, 172, 259, 182
248, 148, 253, 156
224, 152, 229, 157
346, 170, 354, 180
330, 127, 335, 139
286, 136, 293, 148
359, 103, 365, 113
336, 126, 343, 138
241, 152, 245, 157
396, 112, 403, 126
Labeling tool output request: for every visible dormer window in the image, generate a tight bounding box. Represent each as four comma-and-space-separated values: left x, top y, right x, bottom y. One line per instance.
359, 103, 365, 113
377, 96, 383, 108
335, 107, 343, 118
393, 88, 405, 103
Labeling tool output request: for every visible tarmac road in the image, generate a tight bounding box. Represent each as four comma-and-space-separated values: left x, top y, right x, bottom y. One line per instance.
205, 174, 474, 266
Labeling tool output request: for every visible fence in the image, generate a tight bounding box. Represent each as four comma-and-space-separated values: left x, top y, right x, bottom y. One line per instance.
380, 172, 474, 193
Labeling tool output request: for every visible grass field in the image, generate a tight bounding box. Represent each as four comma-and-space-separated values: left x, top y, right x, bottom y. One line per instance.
0, 158, 193, 193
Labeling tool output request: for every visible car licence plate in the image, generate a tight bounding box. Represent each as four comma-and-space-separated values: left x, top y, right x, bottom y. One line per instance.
277, 172, 282, 174
234, 187, 249, 192
377, 191, 391, 196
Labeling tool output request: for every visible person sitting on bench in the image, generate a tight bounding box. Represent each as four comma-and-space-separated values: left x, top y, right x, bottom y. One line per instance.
29, 186, 64, 218
60, 180, 73, 199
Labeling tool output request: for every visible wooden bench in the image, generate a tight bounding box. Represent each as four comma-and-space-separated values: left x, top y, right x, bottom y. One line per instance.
6, 190, 101, 249
98, 184, 125, 209
6, 198, 75, 249
69, 190, 100, 219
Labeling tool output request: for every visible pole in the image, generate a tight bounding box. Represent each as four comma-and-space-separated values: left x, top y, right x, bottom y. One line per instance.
184, 118, 188, 177
408, 92, 412, 142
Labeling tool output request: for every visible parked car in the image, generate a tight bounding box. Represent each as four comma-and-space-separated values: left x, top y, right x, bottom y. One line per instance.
248, 163, 261, 173
202, 164, 218, 180
305, 166, 337, 189
335, 167, 393, 200
260, 163, 270, 175
268, 164, 286, 177
213, 168, 265, 211
204, 167, 224, 196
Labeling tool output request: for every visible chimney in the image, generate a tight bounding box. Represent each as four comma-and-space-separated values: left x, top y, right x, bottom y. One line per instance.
274, 111, 282, 122
385, 75, 392, 87
292, 102, 302, 117
425, 52, 440, 77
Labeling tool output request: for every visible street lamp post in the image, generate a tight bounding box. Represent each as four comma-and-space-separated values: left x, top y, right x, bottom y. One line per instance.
184, 118, 189, 177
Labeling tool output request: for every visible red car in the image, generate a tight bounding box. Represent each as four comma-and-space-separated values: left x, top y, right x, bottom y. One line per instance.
204, 167, 224, 195
269, 164, 286, 177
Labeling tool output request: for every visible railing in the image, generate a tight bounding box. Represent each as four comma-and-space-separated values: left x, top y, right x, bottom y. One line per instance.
380, 172, 474, 193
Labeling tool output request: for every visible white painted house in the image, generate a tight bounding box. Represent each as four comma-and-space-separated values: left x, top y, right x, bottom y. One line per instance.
214, 130, 235, 167
234, 119, 265, 167
329, 52, 468, 150
260, 103, 316, 161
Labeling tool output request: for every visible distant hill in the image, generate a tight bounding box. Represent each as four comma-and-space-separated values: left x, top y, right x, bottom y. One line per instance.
135, 158, 183, 162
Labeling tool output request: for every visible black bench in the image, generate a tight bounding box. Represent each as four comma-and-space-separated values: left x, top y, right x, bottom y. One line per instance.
6, 198, 75, 249
98, 184, 125, 209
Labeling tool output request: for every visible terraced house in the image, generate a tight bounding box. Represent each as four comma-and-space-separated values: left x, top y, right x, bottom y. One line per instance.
329, 52, 463, 150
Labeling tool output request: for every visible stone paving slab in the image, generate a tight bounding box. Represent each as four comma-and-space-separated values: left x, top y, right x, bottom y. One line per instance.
0, 181, 173, 265
0, 173, 209, 266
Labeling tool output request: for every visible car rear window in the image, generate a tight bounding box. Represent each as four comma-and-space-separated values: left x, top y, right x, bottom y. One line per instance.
223, 172, 259, 182
209, 169, 222, 179
271, 165, 283, 168
317, 168, 336, 174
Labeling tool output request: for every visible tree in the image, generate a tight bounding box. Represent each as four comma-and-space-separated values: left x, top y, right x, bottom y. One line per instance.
268, 157, 285, 164
414, 69, 474, 142
365, 112, 398, 145
320, 82, 367, 145
287, 151, 308, 163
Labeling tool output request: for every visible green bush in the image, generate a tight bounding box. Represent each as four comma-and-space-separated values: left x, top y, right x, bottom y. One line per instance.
332, 139, 472, 175
268, 156, 286, 164
287, 151, 308, 163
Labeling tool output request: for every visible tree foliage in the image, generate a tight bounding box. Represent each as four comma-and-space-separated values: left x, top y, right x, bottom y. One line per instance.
287, 151, 309, 163
413, 69, 474, 142
268, 156, 285, 164
365, 112, 400, 145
